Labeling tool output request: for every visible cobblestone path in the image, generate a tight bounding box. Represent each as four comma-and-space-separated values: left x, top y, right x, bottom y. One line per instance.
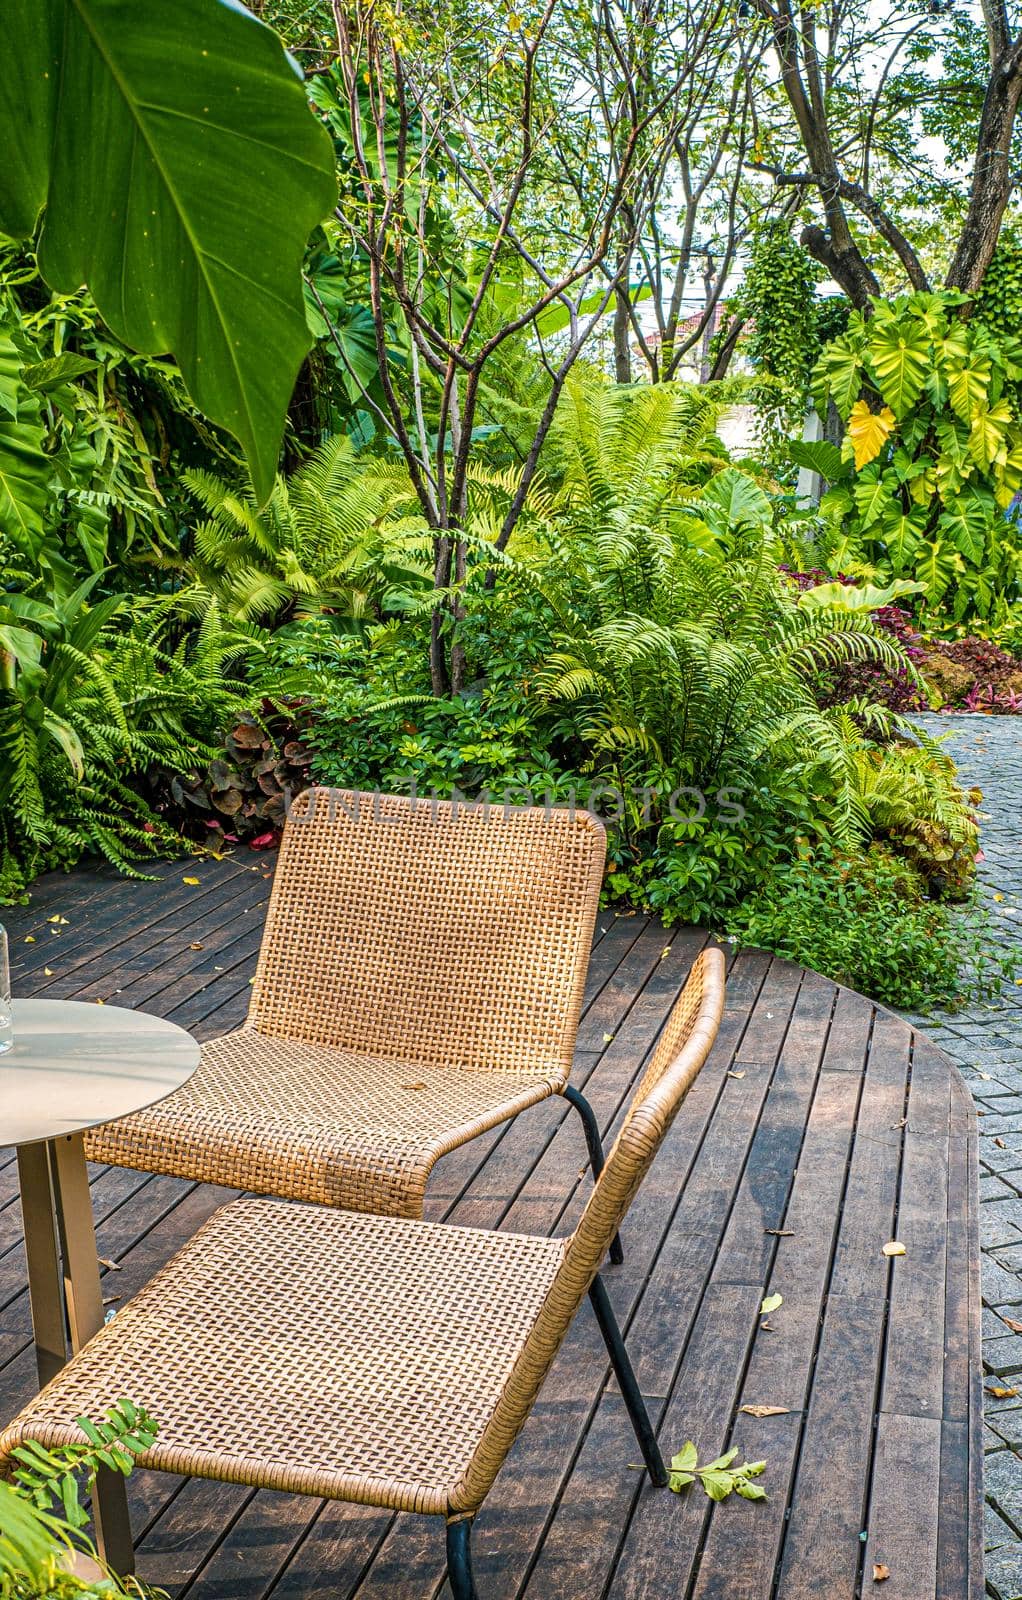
906, 715, 1022, 1599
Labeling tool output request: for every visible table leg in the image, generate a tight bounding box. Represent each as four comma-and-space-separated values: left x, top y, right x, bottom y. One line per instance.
16, 1143, 67, 1387
48, 1134, 136, 1578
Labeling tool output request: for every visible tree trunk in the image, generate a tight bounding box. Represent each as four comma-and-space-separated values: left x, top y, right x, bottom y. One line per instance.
613, 279, 633, 383
946, 46, 1022, 292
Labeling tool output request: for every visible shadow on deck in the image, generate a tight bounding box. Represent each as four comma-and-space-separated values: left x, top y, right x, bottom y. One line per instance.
1, 855, 981, 1600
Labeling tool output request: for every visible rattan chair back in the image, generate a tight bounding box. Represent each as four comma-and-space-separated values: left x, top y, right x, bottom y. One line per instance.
249, 789, 606, 1078
451, 945, 726, 1512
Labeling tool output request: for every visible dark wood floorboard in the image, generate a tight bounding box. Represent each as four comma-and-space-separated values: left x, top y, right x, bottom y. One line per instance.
0, 857, 981, 1599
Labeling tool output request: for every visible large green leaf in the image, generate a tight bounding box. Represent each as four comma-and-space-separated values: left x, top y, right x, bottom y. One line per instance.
868, 321, 930, 418
0, 0, 337, 501
0, 337, 49, 554
698, 468, 773, 535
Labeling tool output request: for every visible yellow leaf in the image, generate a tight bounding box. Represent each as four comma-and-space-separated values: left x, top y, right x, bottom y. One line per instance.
986, 1385, 1019, 1399
760, 1293, 783, 1315
872, 1565, 890, 1584
183, 876, 201, 885
848, 400, 896, 469
47, 915, 68, 925
23, 936, 34, 943
995, 893, 1005, 902
43, 968, 53, 977
739, 1404, 789, 1418
882, 1241, 906, 1257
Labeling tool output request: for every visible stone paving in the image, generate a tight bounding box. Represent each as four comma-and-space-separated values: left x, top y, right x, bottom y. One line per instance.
905, 714, 1022, 1600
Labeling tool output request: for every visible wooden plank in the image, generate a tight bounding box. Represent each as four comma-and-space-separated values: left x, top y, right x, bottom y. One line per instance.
776, 1003, 910, 1600
863, 1413, 942, 1599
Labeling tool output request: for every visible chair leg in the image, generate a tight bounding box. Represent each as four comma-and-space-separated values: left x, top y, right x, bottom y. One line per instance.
589, 1275, 669, 1487
562, 1085, 624, 1264
446, 1517, 477, 1600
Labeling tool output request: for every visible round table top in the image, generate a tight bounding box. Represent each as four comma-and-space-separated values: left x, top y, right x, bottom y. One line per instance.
1, 1000, 200, 1147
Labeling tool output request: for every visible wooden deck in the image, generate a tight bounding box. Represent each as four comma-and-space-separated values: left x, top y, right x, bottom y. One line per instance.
1, 855, 982, 1599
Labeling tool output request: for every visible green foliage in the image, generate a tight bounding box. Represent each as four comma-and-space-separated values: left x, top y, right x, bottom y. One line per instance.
0, 0, 336, 499
0, 560, 246, 901
0, 1399, 155, 1597
726, 844, 1003, 1011
974, 241, 1022, 346
164, 437, 429, 628
737, 226, 820, 442
668, 1440, 767, 1503
809, 291, 1022, 623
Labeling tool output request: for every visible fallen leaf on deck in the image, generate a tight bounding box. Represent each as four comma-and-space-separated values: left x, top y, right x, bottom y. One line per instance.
47, 915, 68, 925
872, 1565, 890, 1583
23, 936, 34, 943
1003, 1318, 1022, 1335
661, 947, 670, 959
190, 942, 204, 951
882, 1242, 906, 1257
183, 876, 201, 885
760, 1293, 783, 1315
765, 1229, 794, 1237
977, 1072, 993, 1081
739, 1405, 789, 1418
103, 1296, 121, 1307
995, 1138, 1007, 1148
603, 1033, 615, 1043
728, 1070, 746, 1080
95, 998, 105, 1005
402, 1082, 427, 1091
43, 968, 53, 977
994, 893, 1005, 902
759, 1321, 775, 1331
98, 1258, 122, 1272
986, 1385, 1019, 1399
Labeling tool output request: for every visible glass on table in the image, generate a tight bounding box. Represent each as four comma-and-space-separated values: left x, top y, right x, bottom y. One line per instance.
0, 923, 12, 1053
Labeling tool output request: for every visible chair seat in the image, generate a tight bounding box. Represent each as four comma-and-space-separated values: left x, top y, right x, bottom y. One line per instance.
0, 1198, 567, 1517
84, 1029, 562, 1217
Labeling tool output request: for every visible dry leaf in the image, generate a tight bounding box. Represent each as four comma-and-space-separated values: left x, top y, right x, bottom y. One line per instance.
995, 1138, 1007, 1149
882, 1241, 906, 1257
760, 1293, 783, 1315
986, 1385, 1019, 1399
759, 1320, 775, 1332
23, 936, 35, 943
739, 1405, 789, 1418
47, 914, 68, 925
190, 942, 204, 951
103, 1295, 121, 1307
891, 1117, 907, 1130
977, 1072, 993, 1081
1002, 1317, 1022, 1335
872, 1565, 890, 1584
402, 1082, 427, 1091
728, 1070, 746, 1080
603, 1033, 615, 1043
765, 1229, 794, 1237
183, 875, 201, 885
98, 1258, 122, 1272
995, 893, 1005, 902
661, 947, 670, 959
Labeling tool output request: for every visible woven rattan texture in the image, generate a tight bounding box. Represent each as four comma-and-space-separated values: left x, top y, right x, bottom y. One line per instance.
250, 790, 606, 1074
85, 1032, 558, 1215
85, 792, 605, 1215
15, 952, 727, 1525
0, 1202, 567, 1516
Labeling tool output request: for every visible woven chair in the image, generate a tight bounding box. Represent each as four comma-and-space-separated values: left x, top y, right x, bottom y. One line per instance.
86, 789, 621, 1253
2, 949, 726, 1598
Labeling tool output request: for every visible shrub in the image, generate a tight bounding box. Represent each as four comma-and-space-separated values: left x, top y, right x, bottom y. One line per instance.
726, 845, 1001, 1011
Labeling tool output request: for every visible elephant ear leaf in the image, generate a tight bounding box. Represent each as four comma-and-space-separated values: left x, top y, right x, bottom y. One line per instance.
0, 0, 338, 502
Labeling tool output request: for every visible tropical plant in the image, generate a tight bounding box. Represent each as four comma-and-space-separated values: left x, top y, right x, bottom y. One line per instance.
0, 0, 336, 497
0, 565, 245, 900
160, 436, 429, 628
803, 291, 1022, 623
0, 1398, 155, 1597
